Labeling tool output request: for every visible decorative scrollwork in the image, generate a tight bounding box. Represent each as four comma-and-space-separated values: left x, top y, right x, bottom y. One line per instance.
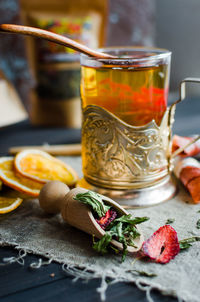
82, 105, 173, 189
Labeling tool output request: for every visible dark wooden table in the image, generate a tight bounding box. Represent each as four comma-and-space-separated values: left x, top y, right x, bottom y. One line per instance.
0, 98, 199, 302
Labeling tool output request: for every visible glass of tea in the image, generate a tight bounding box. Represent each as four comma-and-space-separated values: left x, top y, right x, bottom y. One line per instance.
80, 47, 174, 205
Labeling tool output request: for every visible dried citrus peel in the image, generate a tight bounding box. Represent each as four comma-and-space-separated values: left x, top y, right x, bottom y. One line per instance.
0, 157, 42, 197
0, 196, 23, 214
14, 149, 78, 186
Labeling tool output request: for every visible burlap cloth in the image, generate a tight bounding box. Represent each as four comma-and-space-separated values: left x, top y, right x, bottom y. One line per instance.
0, 156, 200, 302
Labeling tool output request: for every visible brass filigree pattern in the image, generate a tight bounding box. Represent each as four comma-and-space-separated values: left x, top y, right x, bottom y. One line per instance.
82, 105, 174, 189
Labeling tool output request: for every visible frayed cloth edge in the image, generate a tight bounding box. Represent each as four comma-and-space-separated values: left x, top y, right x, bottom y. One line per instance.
0, 240, 193, 302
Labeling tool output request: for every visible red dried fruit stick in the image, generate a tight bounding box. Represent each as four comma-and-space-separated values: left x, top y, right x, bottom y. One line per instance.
96, 209, 117, 230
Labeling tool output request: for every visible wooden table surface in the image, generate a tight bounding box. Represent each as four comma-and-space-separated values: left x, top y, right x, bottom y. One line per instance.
0, 97, 199, 302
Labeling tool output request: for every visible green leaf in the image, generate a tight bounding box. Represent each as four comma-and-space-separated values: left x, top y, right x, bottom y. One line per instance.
110, 245, 120, 254
114, 222, 128, 262
166, 218, 175, 224
74, 191, 110, 217
179, 236, 200, 250
124, 233, 139, 247
92, 232, 112, 254
114, 214, 149, 225
121, 247, 128, 262
98, 214, 149, 262
108, 220, 140, 262
115, 222, 124, 242
132, 270, 157, 277
179, 242, 192, 250
196, 219, 200, 229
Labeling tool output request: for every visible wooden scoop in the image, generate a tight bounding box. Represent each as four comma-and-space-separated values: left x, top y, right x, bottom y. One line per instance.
0, 24, 115, 59
39, 182, 143, 253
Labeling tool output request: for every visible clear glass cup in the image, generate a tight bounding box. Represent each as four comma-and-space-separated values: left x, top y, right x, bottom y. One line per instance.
80, 47, 172, 194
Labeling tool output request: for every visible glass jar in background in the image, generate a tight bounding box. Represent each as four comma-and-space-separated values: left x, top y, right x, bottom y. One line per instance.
20, 0, 108, 127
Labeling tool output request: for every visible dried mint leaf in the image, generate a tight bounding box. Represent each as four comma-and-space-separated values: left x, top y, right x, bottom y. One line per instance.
132, 270, 157, 277
95, 217, 149, 262
93, 232, 113, 254
74, 191, 110, 217
179, 236, 200, 250
114, 214, 149, 225
166, 218, 175, 224
179, 242, 192, 250
196, 219, 200, 229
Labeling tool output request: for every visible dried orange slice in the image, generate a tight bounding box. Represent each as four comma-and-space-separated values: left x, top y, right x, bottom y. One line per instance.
0, 196, 23, 214
14, 149, 78, 186
0, 157, 42, 197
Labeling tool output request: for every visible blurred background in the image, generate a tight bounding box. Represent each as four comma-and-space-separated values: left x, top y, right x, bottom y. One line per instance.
0, 0, 199, 127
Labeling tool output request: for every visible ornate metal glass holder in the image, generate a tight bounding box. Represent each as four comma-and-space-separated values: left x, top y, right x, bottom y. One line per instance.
78, 47, 200, 207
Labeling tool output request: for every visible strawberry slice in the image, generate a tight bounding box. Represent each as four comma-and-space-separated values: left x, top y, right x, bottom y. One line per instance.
142, 225, 180, 264
96, 209, 117, 230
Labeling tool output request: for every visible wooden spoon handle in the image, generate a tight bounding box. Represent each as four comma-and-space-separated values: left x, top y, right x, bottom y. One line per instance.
0, 24, 115, 59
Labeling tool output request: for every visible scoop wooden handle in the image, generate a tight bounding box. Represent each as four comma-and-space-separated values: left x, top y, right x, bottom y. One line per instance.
0, 24, 115, 59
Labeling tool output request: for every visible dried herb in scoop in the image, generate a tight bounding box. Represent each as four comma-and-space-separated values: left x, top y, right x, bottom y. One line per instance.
74, 191, 149, 261
74, 191, 110, 217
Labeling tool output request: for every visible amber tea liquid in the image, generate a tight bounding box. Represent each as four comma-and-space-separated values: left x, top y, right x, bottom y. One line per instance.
81, 63, 169, 126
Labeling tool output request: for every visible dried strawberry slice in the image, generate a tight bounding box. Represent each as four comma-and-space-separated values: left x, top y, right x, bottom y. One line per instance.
96, 209, 117, 230
142, 225, 180, 264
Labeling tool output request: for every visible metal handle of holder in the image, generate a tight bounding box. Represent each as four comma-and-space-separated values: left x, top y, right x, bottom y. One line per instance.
170, 78, 200, 159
